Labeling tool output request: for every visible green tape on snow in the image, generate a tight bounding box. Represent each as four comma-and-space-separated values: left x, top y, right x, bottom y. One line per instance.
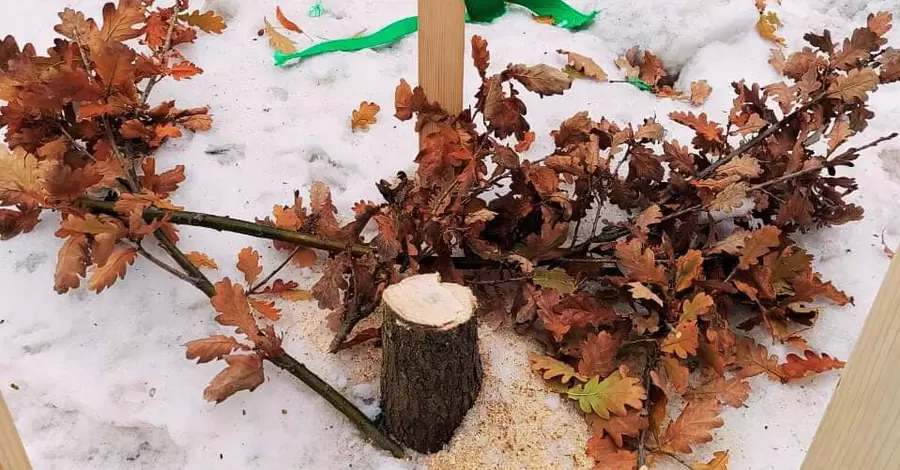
626, 76, 654, 92
308, 2, 326, 17
274, 16, 420, 66
274, 0, 598, 66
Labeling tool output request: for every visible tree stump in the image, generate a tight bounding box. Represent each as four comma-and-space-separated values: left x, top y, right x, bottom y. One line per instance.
380, 273, 482, 453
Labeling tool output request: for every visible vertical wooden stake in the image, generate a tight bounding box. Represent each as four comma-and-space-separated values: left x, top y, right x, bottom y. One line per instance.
801, 252, 900, 470
417, 0, 466, 145
0, 391, 33, 470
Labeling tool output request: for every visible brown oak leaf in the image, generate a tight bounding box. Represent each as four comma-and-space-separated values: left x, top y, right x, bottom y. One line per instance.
203, 354, 265, 403
185, 335, 248, 363
662, 399, 724, 454
237, 247, 263, 286
88, 246, 137, 293
661, 321, 700, 359
578, 332, 618, 378
781, 350, 845, 380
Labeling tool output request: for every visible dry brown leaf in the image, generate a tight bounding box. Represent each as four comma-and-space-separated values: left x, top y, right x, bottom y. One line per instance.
237, 247, 263, 286
351, 101, 380, 131
529, 353, 586, 384
394, 79, 413, 120
55, 234, 89, 294
634, 312, 660, 334
685, 377, 751, 408
586, 435, 638, 470
178, 10, 227, 34
508, 63, 573, 96
656, 356, 690, 394
616, 239, 667, 285
578, 332, 618, 378
264, 19, 296, 54
211, 278, 261, 341
276, 6, 304, 34
827, 67, 879, 102
734, 337, 785, 381
568, 366, 646, 418
472, 35, 490, 78
635, 119, 665, 142
249, 298, 282, 321
640, 50, 666, 87
557, 49, 608, 81
781, 350, 845, 380
185, 335, 248, 363
589, 412, 647, 448
663, 399, 724, 454
709, 182, 749, 213
757, 11, 786, 47
186, 251, 218, 270
661, 321, 700, 358
682, 292, 714, 323
689, 80, 712, 106
614, 54, 640, 79
515, 131, 536, 152
738, 226, 782, 270
675, 249, 704, 292
89, 246, 137, 294
827, 116, 853, 153
628, 281, 663, 306
716, 156, 762, 178
769, 48, 786, 73
692, 451, 730, 470
203, 354, 265, 403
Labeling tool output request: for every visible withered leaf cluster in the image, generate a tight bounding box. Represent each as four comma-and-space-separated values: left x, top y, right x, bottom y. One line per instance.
308, 14, 895, 467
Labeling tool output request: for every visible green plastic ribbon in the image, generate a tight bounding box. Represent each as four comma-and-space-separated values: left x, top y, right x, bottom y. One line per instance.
274, 0, 598, 66
626, 76, 654, 92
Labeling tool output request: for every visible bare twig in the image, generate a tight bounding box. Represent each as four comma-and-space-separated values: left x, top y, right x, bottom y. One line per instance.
130, 218, 406, 457
58, 124, 96, 161
141, 4, 180, 104
76, 197, 373, 256
660, 132, 900, 224
696, 93, 826, 179
470, 275, 532, 285
134, 243, 202, 286
250, 244, 303, 294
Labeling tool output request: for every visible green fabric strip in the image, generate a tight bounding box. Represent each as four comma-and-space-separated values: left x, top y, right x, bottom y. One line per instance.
274, 0, 598, 66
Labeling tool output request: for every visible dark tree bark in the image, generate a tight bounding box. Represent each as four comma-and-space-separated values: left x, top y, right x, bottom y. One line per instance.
380, 274, 483, 453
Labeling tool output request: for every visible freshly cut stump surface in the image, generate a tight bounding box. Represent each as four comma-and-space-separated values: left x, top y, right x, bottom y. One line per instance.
380, 273, 483, 453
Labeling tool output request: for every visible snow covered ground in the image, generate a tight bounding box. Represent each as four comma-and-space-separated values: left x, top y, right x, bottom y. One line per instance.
2, 0, 900, 468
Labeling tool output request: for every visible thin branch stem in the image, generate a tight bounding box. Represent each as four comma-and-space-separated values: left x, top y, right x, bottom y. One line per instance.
250, 244, 303, 294
660, 132, 900, 224
696, 93, 825, 179
141, 3, 180, 104
470, 275, 532, 285
134, 242, 201, 286
127, 217, 407, 458
267, 354, 406, 458
75, 197, 373, 256
58, 124, 96, 161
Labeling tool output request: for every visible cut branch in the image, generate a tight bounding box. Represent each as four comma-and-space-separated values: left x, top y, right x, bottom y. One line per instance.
75, 197, 373, 256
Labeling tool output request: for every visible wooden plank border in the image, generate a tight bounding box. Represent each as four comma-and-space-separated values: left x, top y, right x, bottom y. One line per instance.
801, 252, 900, 469
0, 391, 32, 470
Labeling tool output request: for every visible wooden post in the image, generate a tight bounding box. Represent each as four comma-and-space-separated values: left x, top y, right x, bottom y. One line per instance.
0, 391, 32, 470
380, 273, 482, 453
801, 252, 900, 470
417, 0, 466, 143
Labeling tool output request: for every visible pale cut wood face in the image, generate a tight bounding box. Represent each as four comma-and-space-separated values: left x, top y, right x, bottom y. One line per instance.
383, 273, 476, 329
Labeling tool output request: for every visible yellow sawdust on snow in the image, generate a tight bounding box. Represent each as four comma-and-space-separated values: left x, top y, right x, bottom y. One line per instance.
286, 298, 592, 470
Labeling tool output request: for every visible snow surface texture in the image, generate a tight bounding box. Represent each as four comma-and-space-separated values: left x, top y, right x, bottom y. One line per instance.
2, 0, 900, 468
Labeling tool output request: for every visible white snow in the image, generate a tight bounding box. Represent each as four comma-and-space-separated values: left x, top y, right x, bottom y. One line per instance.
2, 0, 900, 469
